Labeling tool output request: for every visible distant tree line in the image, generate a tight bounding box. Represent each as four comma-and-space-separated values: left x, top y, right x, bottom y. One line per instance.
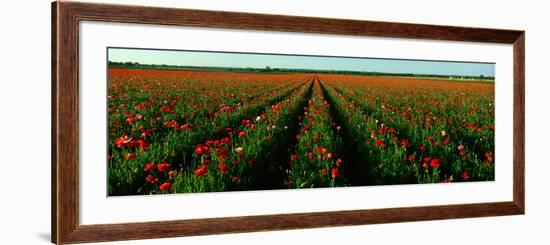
108, 61, 494, 80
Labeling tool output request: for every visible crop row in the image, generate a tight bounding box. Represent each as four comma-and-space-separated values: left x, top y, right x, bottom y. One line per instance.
107, 69, 496, 195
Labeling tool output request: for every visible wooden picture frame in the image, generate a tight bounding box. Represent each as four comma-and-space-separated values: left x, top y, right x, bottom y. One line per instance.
52, 1, 525, 244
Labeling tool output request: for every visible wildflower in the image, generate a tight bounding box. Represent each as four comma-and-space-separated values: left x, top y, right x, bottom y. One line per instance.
331, 168, 340, 179
375, 139, 386, 148
168, 171, 178, 178
194, 144, 210, 155
485, 152, 494, 165
336, 158, 343, 167
430, 158, 442, 167
145, 174, 158, 183
114, 135, 132, 148
144, 163, 156, 171
217, 148, 230, 160
218, 163, 229, 174
422, 157, 431, 168
157, 163, 171, 172
194, 165, 208, 177
399, 139, 410, 148
125, 153, 136, 160
461, 172, 471, 180
135, 140, 149, 152
159, 182, 172, 191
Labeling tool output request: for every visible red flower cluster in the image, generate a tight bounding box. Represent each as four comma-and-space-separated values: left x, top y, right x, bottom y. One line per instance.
194, 165, 208, 177
375, 139, 386, 148
422, 157, 443, 168
114, 136, 150, 153
218, 163, 229, 174
159, 182, 172, 191
194, 144, 211, 155
485, 152, 493, 165
331, 168, 339, 179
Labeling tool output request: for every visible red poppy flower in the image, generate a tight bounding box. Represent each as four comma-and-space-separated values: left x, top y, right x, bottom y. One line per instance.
375, 139, 386, 148
145, 174, 158, 183
159, 105, 171, 113
218, 163, 229, 173
442, 136, 451, 146
335, 158, 343, 167
326, 153, 333, 159
168, 170, 178, 178
126, 116, 135, 124
308, 152, 315, 160
422, 157, 431, 168
114, 135, 132, 148
408, 155, 415, 161
163, 120, 179, 128
194, 144, 210, 155
485, 152, 494, 165
125, 153, 136, 160
144, 163, 156, 171
461, 171, 471, 180
331, 168, 339, 179
159, 182, 172, 191
291, 154, 299, 161
418, 146, 426, 152
239, 131, 247, 138
296, 134, 302, 140
194, 165, 208, 177
322, 169, 328, 175
217, 148, 230, 160
220, 137, 232, 145
157, 163, 171, 172
135, 140, 149, 152
141, 131, 150, 138
399, 139, 410, 148
430, 158, 442, 167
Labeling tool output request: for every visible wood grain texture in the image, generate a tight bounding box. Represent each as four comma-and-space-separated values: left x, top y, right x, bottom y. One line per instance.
51, 1, 525, 244
51, 1, 58, 243
63, 202, 521, 244
53, 1, 80, 244
513, 33, 525, 213
60, 1, 522, 43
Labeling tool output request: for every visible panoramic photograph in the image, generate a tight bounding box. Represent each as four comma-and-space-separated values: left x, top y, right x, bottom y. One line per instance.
107, 47, 495, 196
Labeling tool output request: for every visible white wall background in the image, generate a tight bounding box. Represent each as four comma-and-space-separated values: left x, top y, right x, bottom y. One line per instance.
0, 0, 547, 244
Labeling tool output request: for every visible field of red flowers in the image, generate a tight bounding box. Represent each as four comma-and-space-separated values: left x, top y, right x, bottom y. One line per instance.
108, 68, 495, 195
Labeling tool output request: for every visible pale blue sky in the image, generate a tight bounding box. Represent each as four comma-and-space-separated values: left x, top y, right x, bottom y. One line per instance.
108, 48, 495, 77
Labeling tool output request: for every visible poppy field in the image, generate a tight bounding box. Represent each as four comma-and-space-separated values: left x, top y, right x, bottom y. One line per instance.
108, 68, 494, 196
